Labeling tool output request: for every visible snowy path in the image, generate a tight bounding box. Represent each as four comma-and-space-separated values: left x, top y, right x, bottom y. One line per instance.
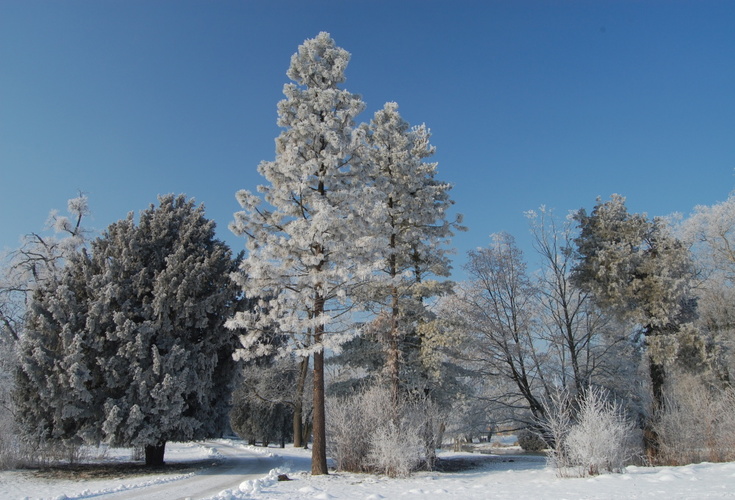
94, 441, 282, 500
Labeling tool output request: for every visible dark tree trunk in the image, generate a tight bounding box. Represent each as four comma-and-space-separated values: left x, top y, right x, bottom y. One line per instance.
388, 283, 401, 417
312, 348, 328, 475
646, 352, 667, 460
144, 442, 166, 467
387, 237, 401, 415
293, 356, 309, 448
302, 420, 310, 449
293, 406, 303, 448
649, 354, 666, 412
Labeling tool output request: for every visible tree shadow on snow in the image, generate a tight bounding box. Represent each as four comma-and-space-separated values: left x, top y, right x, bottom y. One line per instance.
434, 454, 547, 473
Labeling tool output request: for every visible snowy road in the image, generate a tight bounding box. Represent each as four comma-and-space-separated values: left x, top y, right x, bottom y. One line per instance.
95, 441, 283, 500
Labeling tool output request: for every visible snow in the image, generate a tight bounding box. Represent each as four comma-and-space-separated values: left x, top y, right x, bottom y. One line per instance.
3, 440, 735, 500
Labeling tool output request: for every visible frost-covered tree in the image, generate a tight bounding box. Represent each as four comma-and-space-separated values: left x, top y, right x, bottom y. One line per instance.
230, 356, 299, 448
450, 232, 549, 425
527, 207, 631, 398
444, 212, 642, 439
1, 194, 90, 343
681, 192, 735, 284
572, 195, 696, 456
679, 193, 735, 381
0, 194, 90, 466
228, 33, 374, 475
360, 102, 463, 405
16, 195, 240, 466
14, 250, 100, 451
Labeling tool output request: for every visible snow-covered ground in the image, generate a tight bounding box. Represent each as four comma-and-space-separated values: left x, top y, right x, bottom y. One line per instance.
3, 440, 735, 500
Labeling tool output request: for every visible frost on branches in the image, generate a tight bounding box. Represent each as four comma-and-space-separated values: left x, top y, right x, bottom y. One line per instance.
0, 194, 91, 467
16, 195, 240, 466
572, 194, 696, 456
228, 32, 375, 475
228, 33, 463, 475
1, 194, 91, 343
362, 102, 464, 404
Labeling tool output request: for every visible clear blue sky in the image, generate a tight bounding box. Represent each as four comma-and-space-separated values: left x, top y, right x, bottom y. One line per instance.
2, 1, 734, 277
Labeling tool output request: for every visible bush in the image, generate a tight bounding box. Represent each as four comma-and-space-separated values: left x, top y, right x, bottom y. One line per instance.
0, 339, 32, 469
543, 386, 640, 477
565, 387, 639, 476
326, 385, 441, 477
368, 420, 424, 478
0, 408, 25, 469
655, 374, 735, 465
517, 429, 546, 452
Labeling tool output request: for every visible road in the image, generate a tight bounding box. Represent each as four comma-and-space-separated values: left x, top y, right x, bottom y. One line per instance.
97, 441, 282, 500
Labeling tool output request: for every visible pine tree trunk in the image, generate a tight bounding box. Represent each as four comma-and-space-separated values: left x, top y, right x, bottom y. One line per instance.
144, 442, 166, 466
310, 246, 327, 474
387, 241, 401, 416
312, 348, 328, 475
388, 334, 400, 414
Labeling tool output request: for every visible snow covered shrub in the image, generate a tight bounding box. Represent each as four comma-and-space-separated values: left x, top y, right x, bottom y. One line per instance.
326, 385, 441, 477
0, 340, 22, 469
564, 387, 639, 476
327, 385, 392, 473
655, 374, 735, 465
0, 406, 27, 469
368, 420, 424, 478
517, 429, 546, 452
541, 387, 574, 475
543, 386, 639, 477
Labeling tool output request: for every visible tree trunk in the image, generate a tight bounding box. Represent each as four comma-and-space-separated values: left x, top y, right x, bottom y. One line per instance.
144, 442, 166, 466
649, 354, 666, 412
646, 352, 666, 460
312, 348, 328, 475
302, 419, 310, 449
293, 356, 309, 448
387, 239, 401, 414
293, 406, 303, 448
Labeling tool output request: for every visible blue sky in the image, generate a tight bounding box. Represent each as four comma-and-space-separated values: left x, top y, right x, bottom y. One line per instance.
2, 1, 734, 277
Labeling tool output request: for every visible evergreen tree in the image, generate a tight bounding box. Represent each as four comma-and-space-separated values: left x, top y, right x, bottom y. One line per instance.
228, 33, 373, 475
15, 249, 101, 449
16, 195, 240, 466
571, 194, 696, 456
362, 102, 463, 406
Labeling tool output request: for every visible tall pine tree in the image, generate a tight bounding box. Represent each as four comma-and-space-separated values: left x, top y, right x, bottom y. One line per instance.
363, 102, 462, 405
228, 33, 374, 475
